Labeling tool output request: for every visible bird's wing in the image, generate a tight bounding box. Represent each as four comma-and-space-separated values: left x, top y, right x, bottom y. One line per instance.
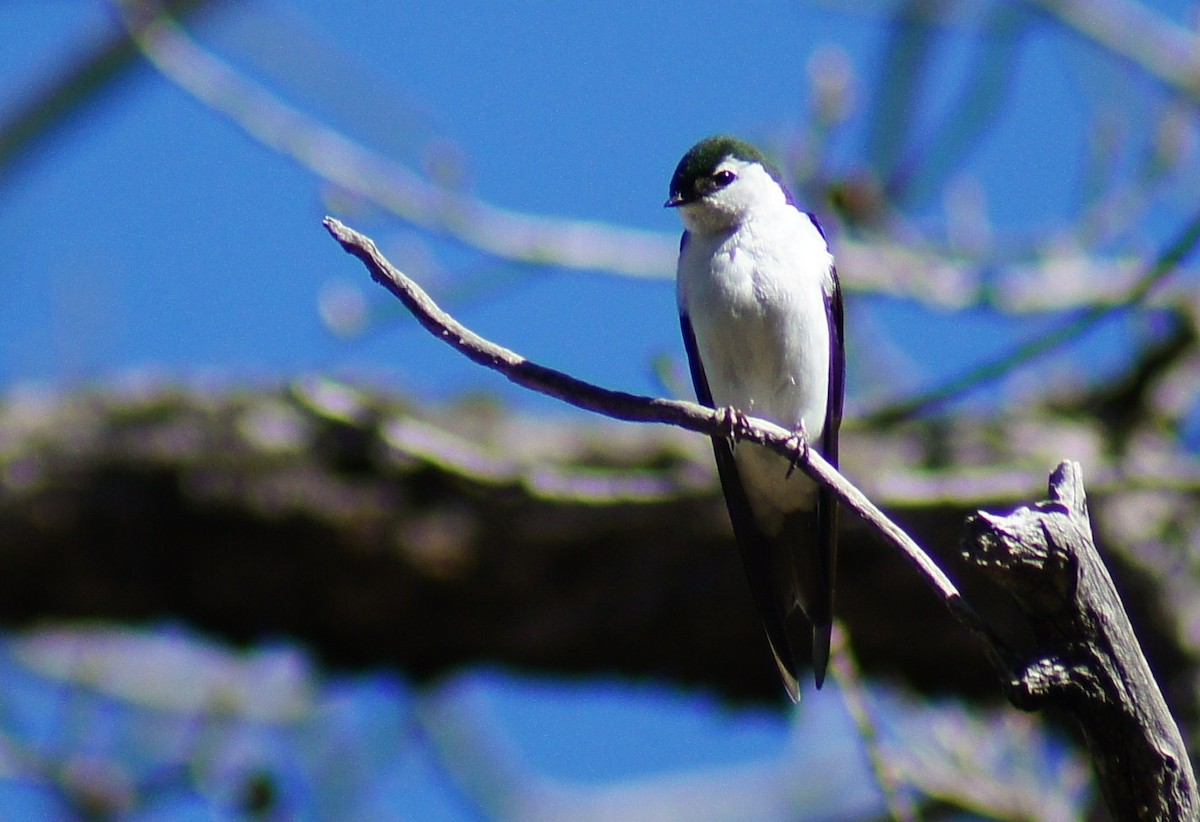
680, 313, 802, 702
807, 265, 845, 688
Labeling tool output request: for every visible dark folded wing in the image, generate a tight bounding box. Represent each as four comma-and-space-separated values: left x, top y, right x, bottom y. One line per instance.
680, 313, 801, 700
822, 267, 845, 481
809, 266, 845, 684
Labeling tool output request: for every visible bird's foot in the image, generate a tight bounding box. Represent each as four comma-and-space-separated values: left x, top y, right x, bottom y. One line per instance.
717, 406, 750, 450
784, 421, 810, 479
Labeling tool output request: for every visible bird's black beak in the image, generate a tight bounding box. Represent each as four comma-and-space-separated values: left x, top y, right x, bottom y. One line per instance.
664, 192, 687, 208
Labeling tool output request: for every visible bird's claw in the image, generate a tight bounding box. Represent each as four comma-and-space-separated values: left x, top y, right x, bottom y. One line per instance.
717, 406, 750, 450
784, 421, 810, 479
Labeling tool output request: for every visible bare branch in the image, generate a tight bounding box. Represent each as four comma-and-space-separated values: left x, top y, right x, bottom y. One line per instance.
322, 215, 1004, 663
110, 1, 1200, 321
325, 218, 1199, 817
115, 0, 677, 278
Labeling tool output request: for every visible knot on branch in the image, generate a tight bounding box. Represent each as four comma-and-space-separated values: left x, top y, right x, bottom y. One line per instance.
1006, 655, 1105, 711
961, 504, 1078, 615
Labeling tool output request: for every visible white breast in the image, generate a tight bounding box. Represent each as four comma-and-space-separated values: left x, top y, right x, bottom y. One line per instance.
678, 207, 834, 529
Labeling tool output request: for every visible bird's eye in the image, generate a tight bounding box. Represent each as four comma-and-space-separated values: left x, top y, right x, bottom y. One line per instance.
712, 170, 736, 187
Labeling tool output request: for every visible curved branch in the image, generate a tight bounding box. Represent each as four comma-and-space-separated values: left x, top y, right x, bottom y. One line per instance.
322, 215, 1002, 666
110, 1, 1200, 319
116, 0, 676, 278
325, 217, 1199, 817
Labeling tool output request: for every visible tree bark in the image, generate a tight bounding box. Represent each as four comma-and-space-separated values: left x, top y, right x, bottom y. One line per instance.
964, 461, 1197, 820
0, 384, 1188, 711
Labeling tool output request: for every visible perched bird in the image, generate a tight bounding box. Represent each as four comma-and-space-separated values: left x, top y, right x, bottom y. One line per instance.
666, 135, 844, 701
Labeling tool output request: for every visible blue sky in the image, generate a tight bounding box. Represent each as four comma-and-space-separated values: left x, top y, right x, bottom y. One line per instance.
1, 0, 1195, 817
6, 1, 874, 394
5, 1, 1193, 416
7, 1, 1168, 400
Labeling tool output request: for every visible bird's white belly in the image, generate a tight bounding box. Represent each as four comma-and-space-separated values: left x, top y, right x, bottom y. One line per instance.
680, 222, 832, 531
703, 303, 825, 530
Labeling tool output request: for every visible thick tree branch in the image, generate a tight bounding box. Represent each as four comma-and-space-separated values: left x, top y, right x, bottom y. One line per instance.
963, 461, 1198, 819
0, 381, 1000, 702
6, 377, 1192, 704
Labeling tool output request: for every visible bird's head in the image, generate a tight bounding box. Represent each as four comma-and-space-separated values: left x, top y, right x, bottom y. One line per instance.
665, 135, 789, 234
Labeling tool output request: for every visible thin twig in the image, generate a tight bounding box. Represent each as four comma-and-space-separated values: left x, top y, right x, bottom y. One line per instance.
322, 216, 1000, 649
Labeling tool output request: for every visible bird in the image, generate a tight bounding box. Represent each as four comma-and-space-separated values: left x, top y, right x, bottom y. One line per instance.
666, 135, 844, 701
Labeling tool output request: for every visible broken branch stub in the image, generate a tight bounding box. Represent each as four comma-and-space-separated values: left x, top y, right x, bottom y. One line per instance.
963, 461, 1196, 820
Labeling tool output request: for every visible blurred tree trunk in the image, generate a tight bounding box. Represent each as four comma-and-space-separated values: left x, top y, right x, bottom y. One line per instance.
1, 380, 1194, 723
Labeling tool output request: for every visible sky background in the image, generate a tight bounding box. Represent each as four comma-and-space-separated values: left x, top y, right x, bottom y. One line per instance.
7, 0, 1179, 402
2, 0, 1196, 818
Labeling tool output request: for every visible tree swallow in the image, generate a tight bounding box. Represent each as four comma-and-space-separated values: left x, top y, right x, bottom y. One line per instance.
666, 135, 845, 701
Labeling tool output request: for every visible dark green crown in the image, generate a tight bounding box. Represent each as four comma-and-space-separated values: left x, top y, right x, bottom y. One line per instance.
668, 135, 782, 200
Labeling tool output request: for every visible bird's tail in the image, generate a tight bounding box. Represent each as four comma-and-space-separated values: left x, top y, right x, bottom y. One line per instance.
811, 621, 831, 689
779, 506, 834, 690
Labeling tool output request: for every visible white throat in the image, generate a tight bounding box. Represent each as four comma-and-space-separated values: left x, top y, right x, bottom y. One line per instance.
679, 159, 789, 236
